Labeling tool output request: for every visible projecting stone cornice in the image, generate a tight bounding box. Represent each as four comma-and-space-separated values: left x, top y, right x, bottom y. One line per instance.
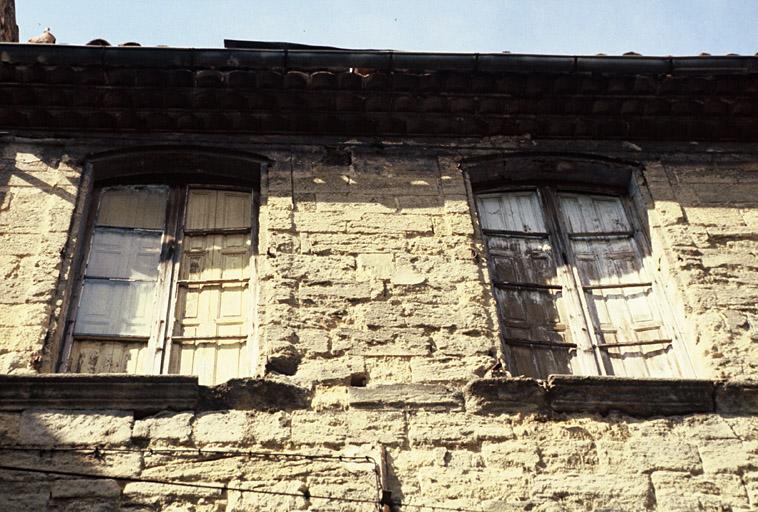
0, 374, 754, 417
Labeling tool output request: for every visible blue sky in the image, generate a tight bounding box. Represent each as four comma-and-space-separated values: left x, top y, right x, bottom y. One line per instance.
16, 0, 758, 56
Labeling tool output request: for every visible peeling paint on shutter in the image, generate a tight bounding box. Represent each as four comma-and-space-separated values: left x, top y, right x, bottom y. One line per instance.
558, 193, 685, 377
169, 189, 252, 385
480, 188, 691, 379
69, 186, 168, 374
478, 192, 577, 378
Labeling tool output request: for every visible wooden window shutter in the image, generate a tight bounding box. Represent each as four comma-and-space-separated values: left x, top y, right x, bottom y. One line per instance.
65, 185, 255, 385
69, 186, 168, 374
557, 193, 691, 378
167, 189, 253, 385
477, 191, 582, 378
478, 188, 695, 379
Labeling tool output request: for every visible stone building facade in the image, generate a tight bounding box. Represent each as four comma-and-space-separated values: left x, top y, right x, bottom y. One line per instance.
0, 42, 756, 511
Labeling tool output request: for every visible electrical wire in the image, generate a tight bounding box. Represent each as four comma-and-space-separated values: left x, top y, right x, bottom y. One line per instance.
0, 446, 495, 512
0, 444, 379, 465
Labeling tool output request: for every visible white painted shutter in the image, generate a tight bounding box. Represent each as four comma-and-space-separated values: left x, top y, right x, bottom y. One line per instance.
70, 186, 167, 374
558, 193, 685, 377
169, 189, 252, 385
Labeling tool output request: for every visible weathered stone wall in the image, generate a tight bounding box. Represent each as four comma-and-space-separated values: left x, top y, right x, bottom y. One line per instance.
0, 137, 756, 510
258, 147, 497, 391
0, 143, 83, 374
0, 139, 756, 381
0, 397, 755, 511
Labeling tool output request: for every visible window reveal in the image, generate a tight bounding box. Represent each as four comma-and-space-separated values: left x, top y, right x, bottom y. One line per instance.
65, 185, 254, 385
477, 187, 695, 379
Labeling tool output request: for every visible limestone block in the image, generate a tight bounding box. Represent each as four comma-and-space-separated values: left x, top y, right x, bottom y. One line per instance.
539, 439, 599, 471
295, 356, 366, 386
293, 211, 347, 233
365, 356, 413, 385
345, 410, 406, 446
335, 327, 431, 356
299, 281, 375, 301
0, 449, 142, 478
301, 232, 406, 255
142, 452, 245, 482
306, 475, 378, 507
311, 385, 349, 410
122, 481, 219, 505
408, 412, 513, 448
416, 466, 530, 502
248, 411, 290, 447
391, 447, 447, 472
651, 471, 749, 512
0, 349, 36, 373
0, 483, 50, 511
20, 409, 133, 446
390, 266, 427, 286
444, 449, 485, 469
404, 235, 475, 259
270, 254, 357, 282
625, 437, 702, 473
531, 473, 652, 510
133, 412, 193, 445
433, 213, 475, 236
0, 412, 20, 443
226, 480, 309, 511
348, 384, 462, 410
193, 410, 251, 445
51, 479, 121, 498
295, 328, 330, 356
410, 356, 491, 384
725, 416, 758, 441
348, 214, 433, 234
356, 253, 394, 280
698, 440, 752, 474
481, 440, 540, 471
290, 411, 346, 447
670, 414, 741, 440
0, 302, 51, 327
432, 331, 495, 357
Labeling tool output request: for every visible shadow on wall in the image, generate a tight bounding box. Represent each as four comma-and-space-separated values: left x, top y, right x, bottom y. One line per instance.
0, 145, 82, 374
0, 406, 385, 511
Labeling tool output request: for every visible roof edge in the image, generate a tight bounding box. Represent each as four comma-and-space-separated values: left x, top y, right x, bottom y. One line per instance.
1, 43, 757, 74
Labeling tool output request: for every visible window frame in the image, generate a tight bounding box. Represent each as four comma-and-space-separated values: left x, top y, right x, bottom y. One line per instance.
53, 147, 267, 379
58, 183, 258, 379
474, 180, 697, 379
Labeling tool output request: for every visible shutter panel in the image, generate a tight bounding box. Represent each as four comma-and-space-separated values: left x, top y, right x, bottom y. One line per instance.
558, 193, 684, 377
479, 192, 577, 378
69, 186, 167, 375
170, 189, 252, 385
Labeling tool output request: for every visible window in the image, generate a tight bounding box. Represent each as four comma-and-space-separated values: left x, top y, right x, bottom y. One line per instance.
60, 184, 255, 386
476, 186, 696, 379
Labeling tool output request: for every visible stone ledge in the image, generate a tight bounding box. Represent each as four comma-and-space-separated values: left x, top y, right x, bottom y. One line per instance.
348, 384, 462, 410
464, 377, 546, 414
714, 380, 758, 414
198, 378, 311, 411
0, 374, 198, 412
546, 375, 714, 416
464, 376, 757, 417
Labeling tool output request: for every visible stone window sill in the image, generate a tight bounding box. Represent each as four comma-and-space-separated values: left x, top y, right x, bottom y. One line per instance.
0, 374, 754, 417
465, 375, 758, 417
0, 374, 312, 412
0, 374, 199, 412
